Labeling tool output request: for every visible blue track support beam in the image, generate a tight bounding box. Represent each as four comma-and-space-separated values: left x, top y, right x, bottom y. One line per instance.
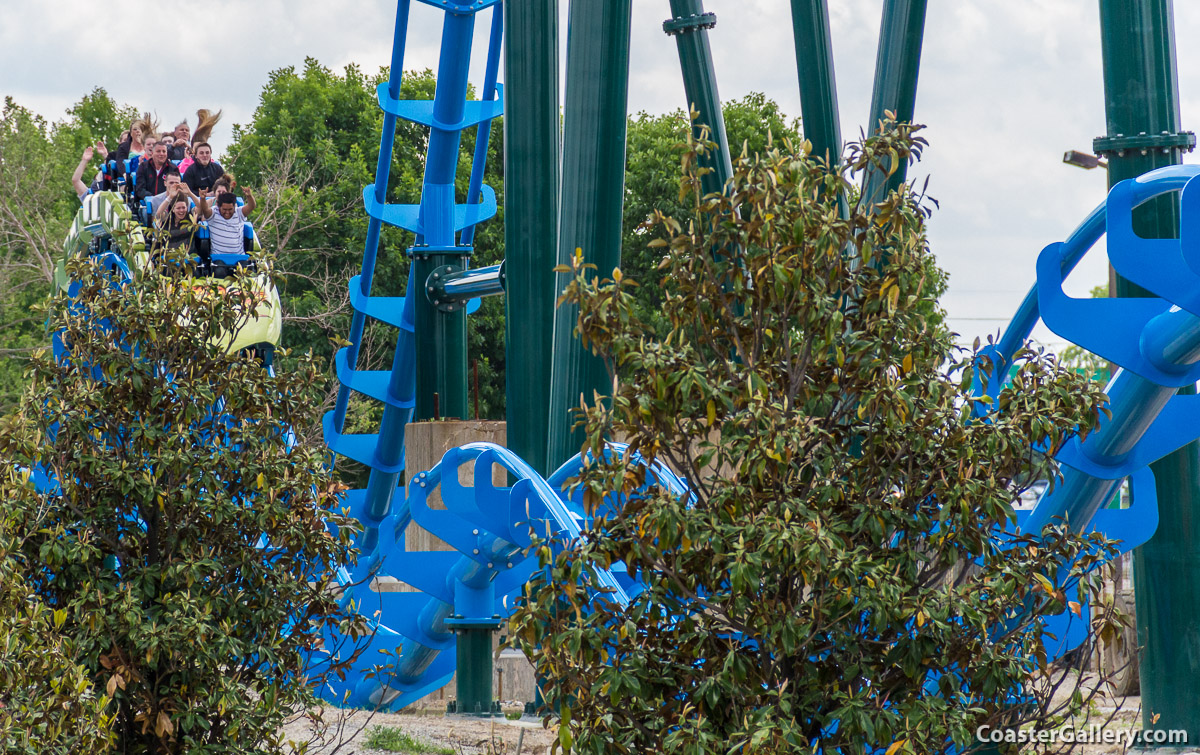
460, 8, 503, 248
320, 0, 506, 715
324, 0, 503, 521
412, 8, 480, 422
362, 291, 418, 518
331, 0, 412, 438
321, 1, 499, 518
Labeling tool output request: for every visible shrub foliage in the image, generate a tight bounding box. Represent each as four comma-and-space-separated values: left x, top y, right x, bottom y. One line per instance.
0, 258, 365, 752
510, 126, 1117, 754
0, 507, 114, 754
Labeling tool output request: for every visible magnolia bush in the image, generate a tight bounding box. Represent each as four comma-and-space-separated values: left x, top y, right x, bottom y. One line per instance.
0, 257, 366, 753
511, 125, 1119, 755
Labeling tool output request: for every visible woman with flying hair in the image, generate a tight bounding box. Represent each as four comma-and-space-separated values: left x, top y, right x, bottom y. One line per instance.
113, 113, 158, 182
176, 109, 221, 175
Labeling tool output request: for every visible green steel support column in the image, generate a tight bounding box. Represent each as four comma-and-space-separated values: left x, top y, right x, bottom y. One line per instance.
415, 252, 470, 420
454, 627, 499, 716
664, 0, 733, 198
788, 0, 843, 167
861, 0, 927, 206
1096, 0, 1200, 739
546, 0, 633, 471
504, 0, 559, 476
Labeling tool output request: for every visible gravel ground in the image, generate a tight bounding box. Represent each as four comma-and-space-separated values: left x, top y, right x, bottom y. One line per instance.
1014, 670, 1197, 755
277, 684, 1197, 754
281, 703, 557, 755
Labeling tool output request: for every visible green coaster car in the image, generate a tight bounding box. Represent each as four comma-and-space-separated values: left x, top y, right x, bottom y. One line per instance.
57, 191, 281, 358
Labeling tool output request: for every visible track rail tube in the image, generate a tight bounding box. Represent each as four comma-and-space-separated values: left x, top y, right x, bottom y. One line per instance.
460, 7, 503, 248
332, 0, 412, 434
430, 263, 505, 306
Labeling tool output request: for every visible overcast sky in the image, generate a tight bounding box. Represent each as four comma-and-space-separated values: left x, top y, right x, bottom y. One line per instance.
6, 0, 1200, 348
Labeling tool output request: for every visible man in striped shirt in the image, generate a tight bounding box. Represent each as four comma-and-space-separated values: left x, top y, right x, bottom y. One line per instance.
196, 187, 256, 255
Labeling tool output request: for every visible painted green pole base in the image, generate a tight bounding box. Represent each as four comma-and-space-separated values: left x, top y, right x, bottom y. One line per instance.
414, 251, 470, 422
1132, 444, 1200, 742
448, 624, 502, 717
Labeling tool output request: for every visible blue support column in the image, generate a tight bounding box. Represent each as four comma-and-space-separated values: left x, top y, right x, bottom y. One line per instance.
324, 0, 503, 522
331, 0, 412, 439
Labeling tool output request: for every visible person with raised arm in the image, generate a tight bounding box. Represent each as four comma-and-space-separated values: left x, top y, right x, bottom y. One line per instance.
71, 141, 109, 200
196, 185, 255, 256
153, 184, 200, 253
148, 172, 184, 215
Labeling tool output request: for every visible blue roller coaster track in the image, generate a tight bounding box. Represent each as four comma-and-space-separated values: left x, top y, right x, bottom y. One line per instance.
303, 0, 1200, 715
38, 0, 1200, 734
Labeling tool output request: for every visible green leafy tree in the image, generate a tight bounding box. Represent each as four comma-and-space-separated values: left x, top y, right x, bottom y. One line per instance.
621, 93, 803, 326
0, 258, 367, 753
0, 91, 136, 414
511, 126, 1118, 754
0, 495, 115, 754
